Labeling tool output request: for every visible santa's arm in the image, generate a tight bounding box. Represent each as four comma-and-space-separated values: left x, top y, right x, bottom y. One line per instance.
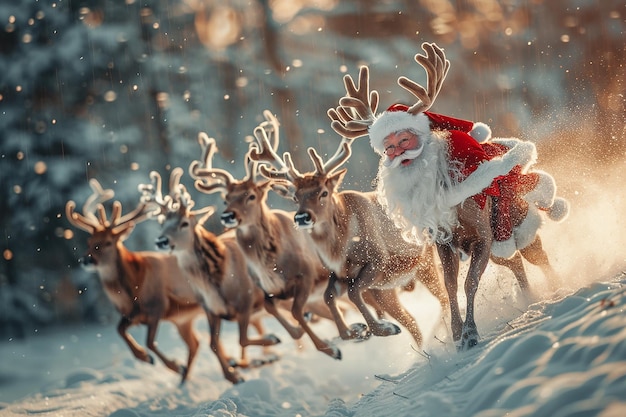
444, 133, 537, 207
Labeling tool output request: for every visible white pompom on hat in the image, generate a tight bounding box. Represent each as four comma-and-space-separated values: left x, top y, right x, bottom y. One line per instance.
368, 103, 492, 154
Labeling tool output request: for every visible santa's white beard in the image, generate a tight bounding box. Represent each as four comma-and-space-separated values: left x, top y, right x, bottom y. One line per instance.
377, 135, 459, 245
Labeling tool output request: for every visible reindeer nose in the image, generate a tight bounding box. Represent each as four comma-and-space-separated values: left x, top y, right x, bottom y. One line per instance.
155, 236, 170, 250
79, 254, 95, 267
294, 212, 313, 228
220, 212, 238, 227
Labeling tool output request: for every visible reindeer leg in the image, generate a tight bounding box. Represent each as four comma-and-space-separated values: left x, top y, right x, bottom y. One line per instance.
519, 235, 561, 289
436, 243, 462, 342
416, 250, 450, 313
324, 273, 368, 340
348, 267, 401, 338
172, 318, 200, 384
461, 239, 491, 350
235, 311, 281, 369
362, 289, 386, 320
144, 317, 187, 376
290, 284, 341, 360
369, 288, 423, 348
491, 252, 530, 293
206, 313, 243, 384
117, 317, 155, 365
264, 297, 305, 339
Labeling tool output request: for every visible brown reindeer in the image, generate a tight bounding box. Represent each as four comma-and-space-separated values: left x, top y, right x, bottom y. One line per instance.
249, 114, 449, 350
139, 168, 288, 384
65, 179, 203, 383
188, 126, 343, 360
328, 42, 568, 349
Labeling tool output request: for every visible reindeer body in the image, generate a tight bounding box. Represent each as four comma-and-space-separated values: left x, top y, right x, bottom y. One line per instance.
148, 172, 282, 384
305, 190, 429, 289
217, 181, 342, 360
66, 182, 203, 383
290, 172, 447, 347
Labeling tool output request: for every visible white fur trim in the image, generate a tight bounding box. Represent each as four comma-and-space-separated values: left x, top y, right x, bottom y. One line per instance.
368, 112, 430, 154
546, 197, 570, 222
491, 237, 517, 259
445, 139, 537, 207
469, 122, 492, 143
514, 206, 543, 250
524, 170, 556, 208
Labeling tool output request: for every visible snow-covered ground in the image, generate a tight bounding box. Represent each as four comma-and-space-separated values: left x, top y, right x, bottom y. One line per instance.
1, 257, 625, 417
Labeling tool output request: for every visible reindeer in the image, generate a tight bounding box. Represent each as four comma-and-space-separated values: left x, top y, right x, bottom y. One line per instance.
188, 125, 344, 360
139, 168, 289, 384
248, 112, 449, 350
65, 179, 203, 383
328, 42, 568, 349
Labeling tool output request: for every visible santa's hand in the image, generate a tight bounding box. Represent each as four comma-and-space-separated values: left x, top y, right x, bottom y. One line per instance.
500, 139, 537, 172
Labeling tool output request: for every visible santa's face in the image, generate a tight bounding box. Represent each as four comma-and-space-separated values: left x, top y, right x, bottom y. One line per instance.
376, 131, 458, 244
382, 131, 424, 168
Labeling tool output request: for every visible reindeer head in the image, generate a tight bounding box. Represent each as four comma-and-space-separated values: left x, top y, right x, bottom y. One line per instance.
66, 179, 150, 270
138, 168, 214, 253
248, 112, 354, 230
190, 112, 279, 230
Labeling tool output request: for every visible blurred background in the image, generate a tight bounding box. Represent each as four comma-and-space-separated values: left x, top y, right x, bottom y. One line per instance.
0, 0, 624, 339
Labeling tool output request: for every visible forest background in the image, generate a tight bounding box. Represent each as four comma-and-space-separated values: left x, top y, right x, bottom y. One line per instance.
0, 0, 624, 339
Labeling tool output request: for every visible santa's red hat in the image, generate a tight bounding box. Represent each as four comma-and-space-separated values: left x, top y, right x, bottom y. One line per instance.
368, 104, 492, 154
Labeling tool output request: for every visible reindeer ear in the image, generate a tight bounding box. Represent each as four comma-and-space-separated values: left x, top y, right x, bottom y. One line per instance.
270, 180, 295, 199
328, 168, 347, 190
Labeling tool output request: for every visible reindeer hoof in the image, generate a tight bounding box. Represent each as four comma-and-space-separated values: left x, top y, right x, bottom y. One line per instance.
179, 365, 189, 382
458, 327, 480, 351
232, 375, 245, 384
146, 354, 155, 365
266, 334, 281, 345
371, 320, 401, 337
250, 353, 280, 368
324, 345, 342, 360
348, 323, 370, 340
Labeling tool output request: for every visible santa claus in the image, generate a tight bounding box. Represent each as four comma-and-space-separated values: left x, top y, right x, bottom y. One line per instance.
369, 105, 569, 259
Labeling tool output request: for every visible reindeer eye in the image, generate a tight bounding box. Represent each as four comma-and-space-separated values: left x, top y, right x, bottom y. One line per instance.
180, 221, 189, 229
248, 194, 256, 201
320, 191, 328, 198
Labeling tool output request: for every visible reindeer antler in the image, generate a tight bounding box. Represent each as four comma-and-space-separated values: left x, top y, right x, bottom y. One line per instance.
138, 168, 184, 220
140, 166, 215, 223
248, 115, 306, 182
399, 42, 450, 115
66, 179, 115, 233
329, 42, 449, 138
189, 132, 234, 195
66, 178, 150, 235
328, 65, 379, 140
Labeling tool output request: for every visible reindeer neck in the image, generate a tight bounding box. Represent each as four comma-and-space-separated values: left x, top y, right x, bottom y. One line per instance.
115, 244, 147, 295
186, 226, 225, 286
92, 243, 143, 317
236, 207, 281, 267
